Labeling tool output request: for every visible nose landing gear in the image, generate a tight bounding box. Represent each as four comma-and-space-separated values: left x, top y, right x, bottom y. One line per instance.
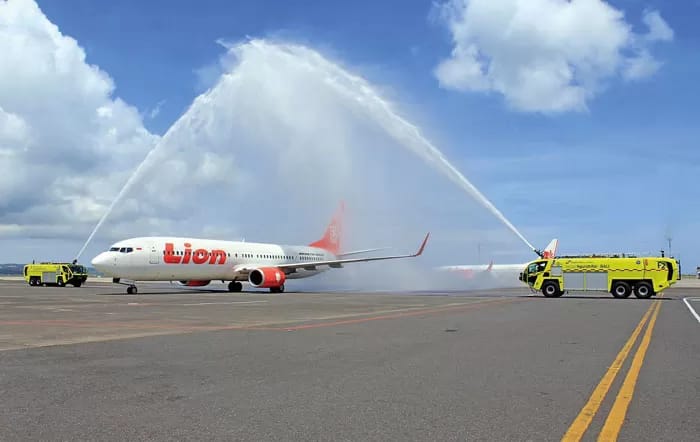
113, 278, 138, 294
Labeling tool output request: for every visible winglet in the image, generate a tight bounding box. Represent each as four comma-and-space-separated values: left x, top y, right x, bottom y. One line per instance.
414, 232, 430, 257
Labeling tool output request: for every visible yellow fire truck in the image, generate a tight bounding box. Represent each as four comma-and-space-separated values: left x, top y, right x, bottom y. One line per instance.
519, 254, 680, 298
23, 262, 88, 287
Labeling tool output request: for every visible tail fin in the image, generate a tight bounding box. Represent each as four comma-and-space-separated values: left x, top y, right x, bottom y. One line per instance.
542, 239, 559, 259
309, 201, 344, 255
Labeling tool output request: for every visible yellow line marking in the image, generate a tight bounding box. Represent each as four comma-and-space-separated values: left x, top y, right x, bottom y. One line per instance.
561, 301, 657, 441
598, 300, 662, 441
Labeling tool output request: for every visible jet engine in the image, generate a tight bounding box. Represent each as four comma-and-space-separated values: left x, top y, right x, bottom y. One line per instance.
248, 267, 286, 288
177, 280, 211, 287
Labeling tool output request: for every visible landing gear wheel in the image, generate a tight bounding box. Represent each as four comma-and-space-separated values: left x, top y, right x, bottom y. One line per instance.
228, 281, 242, 292
611, 281, 631, 299
270, 285, 285, 294
634, 282, 653, 299
542, 281, 561, 298
126, 285, 138, 295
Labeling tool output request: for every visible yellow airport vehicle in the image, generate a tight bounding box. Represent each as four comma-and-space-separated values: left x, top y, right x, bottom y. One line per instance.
519, 254, 680, 298
23, 262, 88, 287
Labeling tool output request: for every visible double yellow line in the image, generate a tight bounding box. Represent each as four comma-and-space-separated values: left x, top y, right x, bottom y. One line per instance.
562, 297, 663, 441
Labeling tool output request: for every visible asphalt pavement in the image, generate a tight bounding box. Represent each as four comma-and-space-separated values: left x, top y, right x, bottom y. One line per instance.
0, 280, 697, 441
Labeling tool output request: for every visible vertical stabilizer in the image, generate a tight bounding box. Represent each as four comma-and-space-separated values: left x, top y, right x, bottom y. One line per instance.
309, 202, 344, 255
542, 239, 559, 258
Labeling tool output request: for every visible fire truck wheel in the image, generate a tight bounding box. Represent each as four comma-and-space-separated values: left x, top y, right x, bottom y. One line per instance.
634, 282, 653, 299
57, 279, 65, 287
542, 281, 561, 298
611, 281, 631, 298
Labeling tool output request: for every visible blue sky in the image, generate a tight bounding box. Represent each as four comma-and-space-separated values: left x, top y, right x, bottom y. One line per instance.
1, 0, 698, 271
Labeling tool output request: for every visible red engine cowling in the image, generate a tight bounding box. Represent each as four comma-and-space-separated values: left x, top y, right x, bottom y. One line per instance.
248, 267, 286, 288
177, 280, 211, 287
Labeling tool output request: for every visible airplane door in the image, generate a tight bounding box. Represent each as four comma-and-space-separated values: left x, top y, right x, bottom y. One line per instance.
149, 247, 160, 264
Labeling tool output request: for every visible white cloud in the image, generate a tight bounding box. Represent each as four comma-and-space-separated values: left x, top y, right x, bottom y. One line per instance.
623, 49, 662, 80
434, 0, 674, 113
0, 0, 158, 235
147, 100, 166, 119
642, 9, 674, 42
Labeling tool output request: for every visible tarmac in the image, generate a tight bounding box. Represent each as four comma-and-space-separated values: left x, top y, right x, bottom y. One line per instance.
0, 277, 698, 441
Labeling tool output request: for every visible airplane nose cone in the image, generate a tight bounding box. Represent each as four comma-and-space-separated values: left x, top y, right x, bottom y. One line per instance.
91, 252, 109, 269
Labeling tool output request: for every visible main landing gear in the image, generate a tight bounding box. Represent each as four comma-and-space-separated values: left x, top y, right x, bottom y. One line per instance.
126, 285, 138, 295
226, 281, 285, 293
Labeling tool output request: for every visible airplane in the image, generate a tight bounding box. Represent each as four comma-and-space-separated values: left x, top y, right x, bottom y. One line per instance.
436, 238, 559, 279
90, 203, 430, 294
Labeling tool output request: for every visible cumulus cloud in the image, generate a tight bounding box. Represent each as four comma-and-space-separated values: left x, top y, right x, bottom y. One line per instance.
0, 0, 158, 236
433, 0, 674, 112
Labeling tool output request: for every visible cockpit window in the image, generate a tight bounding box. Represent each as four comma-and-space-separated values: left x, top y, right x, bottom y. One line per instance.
110, 246, 135, 253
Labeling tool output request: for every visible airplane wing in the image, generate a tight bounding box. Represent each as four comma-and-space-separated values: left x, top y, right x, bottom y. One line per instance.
337, 247, 390, 258
231, 233, 429, 276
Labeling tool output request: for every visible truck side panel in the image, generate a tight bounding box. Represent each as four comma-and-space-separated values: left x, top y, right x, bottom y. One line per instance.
586, 272, 608, 290
563, 272, 584, 290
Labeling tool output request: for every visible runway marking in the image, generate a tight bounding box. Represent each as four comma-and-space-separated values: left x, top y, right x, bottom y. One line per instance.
598, 300, 662, 441
682, 298, 700, 324
561, 300, 658, 441
179, 301, 268, 306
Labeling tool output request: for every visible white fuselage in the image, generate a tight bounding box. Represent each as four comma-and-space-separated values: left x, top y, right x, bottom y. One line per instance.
437, 263, 526, 274
91, 237, 335, 281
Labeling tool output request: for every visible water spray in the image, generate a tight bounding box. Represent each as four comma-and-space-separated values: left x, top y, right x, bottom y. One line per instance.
291, 43, 537, 252
74, 146, 161, 261
75, 40, 537, 261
